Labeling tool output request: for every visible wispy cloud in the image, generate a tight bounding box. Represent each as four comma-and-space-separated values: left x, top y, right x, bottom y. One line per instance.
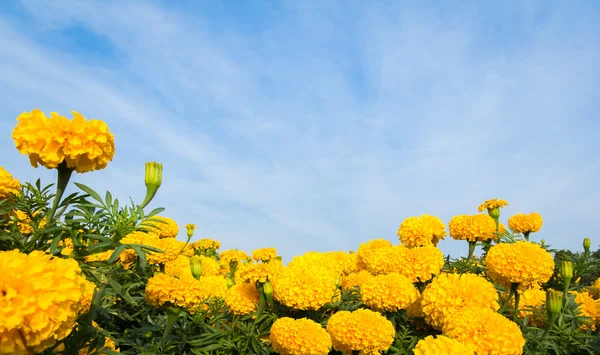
1, 0, 599, 261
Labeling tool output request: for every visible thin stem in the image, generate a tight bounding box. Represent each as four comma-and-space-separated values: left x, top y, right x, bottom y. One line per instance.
542, 313, 558, 339
523, 232, 530, 241
467, 241, 476, 259
562, 279, 571, 307
502, 283, 520, 311
513, 291, 521, 321
47, 162, 74, 224
162, 307, 180, 344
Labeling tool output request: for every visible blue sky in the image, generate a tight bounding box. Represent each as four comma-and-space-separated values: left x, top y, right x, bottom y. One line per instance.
1, 0, 599, 262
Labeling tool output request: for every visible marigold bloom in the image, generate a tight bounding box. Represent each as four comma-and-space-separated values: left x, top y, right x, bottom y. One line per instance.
190, 238, 221, 252
341, 270, 373, 291
9, 210, 46, 234
443, 307, 525, 355
273, 264, 338, 311
420, 273, 500, 329
165, 255, 220, 279
356, 239, 393, 271
225, 283, 259, 316
145, 273, 227, 312
252, 247, 278, 262
0, 166, 20, 199
121, 231, 192, 265
142, 216, 179, 238
361, 273, 419, 312
505, 287, 546, 322
404, 246, 445, 282
326, 308, 395, 355
0, 250, 90, 355
270, 317, 332, 355
571, 291, 600, 331
359, 245, 407, 275
413, 335, 475, 355
219, 249, 251, 274
486, 241, 554, 288
12, 109, 115, 173
397, 214, 447, 248
477, 198, 509, 213
235, 259, 284, 284
449, 214, 497, 242
508, 213, 543, 235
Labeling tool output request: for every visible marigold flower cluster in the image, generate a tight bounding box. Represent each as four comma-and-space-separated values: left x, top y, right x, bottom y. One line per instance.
448, 214, 497, 242
9, 210, 46, 234
145, 273, 227, 312
219, 249, 251, 273
506, 287, 546, 322
420, 273, 500, 329
142, 216, 179, 238
443, 307, 525, 355
287, 251, 356, 279
326, 308, 395, 354
120, 231, 192, 265
358, 244, 443, 283
508, 212, 543, 234
225, 283, 259, 316
477, 198, 509, 212
397, 214, 447, 248
235, 259, 284, 284
486, 241, 554, 288
0, 250, 90, 355
12, 109, 115, 173
0, 166, 20, 199
252, 247, 278, 262
190, 238, 221, 252
571, 291, 600, 331
273, 263, 338, 310
360, 273, 419, 312
165, 255, 220, 279
341, 270, 372, 291
356, 238, 392, 271
359, 244, 406, 275
270, 317, 332, 355
413, 335, 474, 355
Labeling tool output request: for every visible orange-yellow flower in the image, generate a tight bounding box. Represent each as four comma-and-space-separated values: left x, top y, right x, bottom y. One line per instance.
0, 166, 20, 199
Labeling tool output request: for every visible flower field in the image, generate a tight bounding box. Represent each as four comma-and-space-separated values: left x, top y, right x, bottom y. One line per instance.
1, 109, 600, 354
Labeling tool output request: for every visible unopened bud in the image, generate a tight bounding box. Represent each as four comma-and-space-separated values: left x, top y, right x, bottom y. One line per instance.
487, 207, 501, 220
263, 280, 273, 306
140, 162, 163, 208
583, 238, 591, 253
190, 255, 203, 280
227, 277, 234, 289
185, 224, 196, 238
546, 289, 562, 316
560, 261, 573, 283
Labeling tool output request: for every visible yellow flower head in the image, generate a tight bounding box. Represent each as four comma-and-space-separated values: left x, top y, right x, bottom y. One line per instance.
142, 216, 179, 238
508, 212, 543, 234
10, 210, 47, 235
235, 259, 284, 284
164, 255, 220, 279
12, 109, 115, 173
356, 238, 393, 271
420, 273, 500, 330
190, 238, 221, 252
502, 287, 546, 325
145, 273, 227, 312
120, 231, 191, 265
486, 241, 554, 288
571, 291, 600, 331
443, 307, 525, 355
326, 308, 395, 355
252, 247, 277, 262
404, 246, 445, 283
341, 270, 373, 291
225, 283, 259, 316
397, 214, 447, 248
413, 335, 475, 355
0, 250, 90, 355
273, 263, 338, 311
361, 273, 420, 312
359, 245, 407, 276
270, 317, 332, 355
477, 198, 509, 213
449, 214, 497, 242
0, 166, 20, 199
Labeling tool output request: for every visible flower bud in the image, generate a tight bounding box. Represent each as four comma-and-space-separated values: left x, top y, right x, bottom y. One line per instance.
583, 238, 591, 254
546, 289, 562, 316
227, 277, 234, 289
140, 162, 162, 208
185, 224, 196, 238
487, 207, 501, 220
263, 280, 273, 306
190, 255, 203, 280
560, 261, 573, 283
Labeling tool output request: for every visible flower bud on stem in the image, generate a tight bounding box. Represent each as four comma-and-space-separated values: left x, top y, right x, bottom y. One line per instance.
561, 261, 573, 306
140, 162, 162, 209
543, 289, 562, 339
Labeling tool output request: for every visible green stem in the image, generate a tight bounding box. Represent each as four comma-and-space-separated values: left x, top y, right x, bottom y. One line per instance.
162, 306, 180, 344
523, 232, 530, 241
502, 283, 520, 311
140, 187, 158, 209
47, 162, 74, 224
513, 291, 521, 321
467, 241, 476, 259
255, 281, 266, 322
542, 313, 558, 339
562, 279, 571, 307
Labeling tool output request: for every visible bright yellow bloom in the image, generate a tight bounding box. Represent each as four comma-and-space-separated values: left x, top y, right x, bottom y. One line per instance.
225, 283, 259, 316
12, 109, 115, 173
273, 263, 338, 310
287, 251, 357, 279
190, 238, 221, 252
142, 216, 179, 238
252, 247, 278, 262
356, 239, 393, 271
449, 214, 497, 242
120, 231, 191, 265
359, 244, 407, 276
164, 255, 220, 279
235, 260, 284, 284
571, 291, 600, 331
420, 273, 500, 330
443, 307, 525, 355
0, 250, 90, 355
508, 213, 543, 234
341, 270, 373, 291
361, 273, 419, 312
486, 241, 554, 288
413, 335, 475, 355
406, 295, 426, 319
270, 317, 332, 355
0, 166, 20, 199
397, 214, 447, 248
478, 198, 509, 212
219, 249, 251, 274
145, 273, 227, 312
326, 308, 395, 355
9, 210, 46, 234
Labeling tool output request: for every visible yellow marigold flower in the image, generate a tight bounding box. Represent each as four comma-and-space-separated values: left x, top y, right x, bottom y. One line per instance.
420, 273, 500, 330
270, 317, 332, 355
0, 166, 20, 199
503, 287, 546, 323
252, 247, 278, 262
9, 210, 46, 234
85, 249, 115, 263
145, 273, 227, 312
356, 238, 393, 271
165, 255, 220, 279
341, 270, 373, 291
0, 250, 89, 355
406, 295, 426, 318
588, 277, 600, 299
449, 214, 497, 242
360, 244, 407, 276
78, 279, 98, 314
361, 273, 419, 312
273, 263, 338, 311
121, 231, 191, 265
225, 283, 259, 316
571, 291, 600, 331
190, 238, 221, 252
142, 216, 179, 238
235, 259, 284, 284
219, 249, 251, 273
477, 198, 509, 213
413, 335, 475, 355
508, 212, 543, 235
12, 109, 115, 173
326, 308, 395, 355
287, 251, 357, 280
443, 307, 525, 355
77, 337, 119, 354
404, 246, 444, 283
486, 241, 554, 288
397, 214, 447, 248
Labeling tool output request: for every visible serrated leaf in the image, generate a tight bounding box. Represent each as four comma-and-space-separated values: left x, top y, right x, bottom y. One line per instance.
74, 183, 105, 205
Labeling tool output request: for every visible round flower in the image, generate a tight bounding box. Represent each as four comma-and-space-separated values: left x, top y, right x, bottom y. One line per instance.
121, 231, 191, 265
12, 109, 115, 173
420, 273, 500, 329
0, 166, 20, 199
10, 210, 46, 234
235, 260, 284, 284
505, 287, 546, 322
404, 246, 445, 283
478, 198, 509, 213
219, 249, 251, 274
190, 238, 221, 252
225, 283, 259, 316
413, 335, 475, 355
356, 239, 393, 271
270, 317, 332, 355
397, 214, 447, 248
287, 251, 356, 279
359, 245, 407, 276
273, 264, 338, 311
571, 291, 600, 331
0, 250, 90, 355
449, 214, 497, 242
361, 273, 419, 312
443, 307, 525, 355
252, 247, 278, 262
142, 216, 179, 238
341, 270, 373, 291
145, 273, 227, 312
326, 308, 395, 355
165, 255, 220, 279
486, 241, 554, 288
508, 213, 543, 235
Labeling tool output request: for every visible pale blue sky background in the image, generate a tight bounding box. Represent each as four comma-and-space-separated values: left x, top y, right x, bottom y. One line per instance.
1, 1, 599, 262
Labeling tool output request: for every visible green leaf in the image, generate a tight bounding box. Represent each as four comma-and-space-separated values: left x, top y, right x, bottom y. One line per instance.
108, 244, 127, 263
74, 183, 105, 205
